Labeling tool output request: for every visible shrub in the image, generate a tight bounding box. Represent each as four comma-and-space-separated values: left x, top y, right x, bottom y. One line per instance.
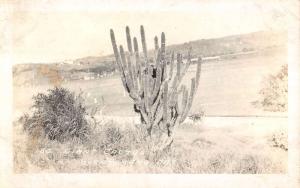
96, 122, 145, 157
269, 132, 288, 151
237, 155, 258, 174
189, 109, 205, 123
102, 126, 123, 156
259, 64, 288, 112
23, 87, 90, 142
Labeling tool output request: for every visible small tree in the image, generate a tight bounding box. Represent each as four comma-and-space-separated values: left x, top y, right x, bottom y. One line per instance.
110, 26, 202, 145
23, 87, 90, 142
259, 64, 288, 112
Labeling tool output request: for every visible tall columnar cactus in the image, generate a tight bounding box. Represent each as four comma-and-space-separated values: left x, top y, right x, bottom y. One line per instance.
110, 25, 201, 138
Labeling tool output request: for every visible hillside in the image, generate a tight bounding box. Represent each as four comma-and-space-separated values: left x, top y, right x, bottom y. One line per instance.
13, 30, 286, 86
166, 30, 286, 57
71, 30, 286, 62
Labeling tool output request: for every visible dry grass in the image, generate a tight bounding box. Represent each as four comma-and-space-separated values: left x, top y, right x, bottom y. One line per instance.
13, 115, 287, 173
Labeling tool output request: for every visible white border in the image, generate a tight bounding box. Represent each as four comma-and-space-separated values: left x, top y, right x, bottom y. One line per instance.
0, 1, 299, 187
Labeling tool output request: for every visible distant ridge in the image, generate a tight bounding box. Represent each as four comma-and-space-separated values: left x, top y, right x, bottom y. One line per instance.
72, 30, 286, 65
13, 30, 286, 86
15, 30, 286, 67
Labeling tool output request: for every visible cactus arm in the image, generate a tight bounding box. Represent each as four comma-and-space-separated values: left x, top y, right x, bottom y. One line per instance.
168, 52, 175, 82
180, 78, 196, 123
143, 71, 150, 113
168, 49, 192, 100
160, 32, 166, 62
151, 47, 161, 97
195, 57, 202, 88
177, 58, 201, 124
126, 55, 133, 85
140, 25, 148, 60
179, 58, 201, 123
110, 29, 129, 92
182, 48, 192, 76
140, 104, 150, 126
126, 26, 133, 54
168, 53, 181, 95
168, 106, 179, 135
125, 27, 139, 93
110, 29, 120, 64
119, 45, 133, 90
151, 82, 164, 114
133, 37, 140, 64
153, 36, 159, 68
140, 26, 153, 113
177, 58, 201, 123
180, 86, 188, 116
151, 66, 162, 103
162, 82, 169, 125
152, 80, 166, 126
126, 55, 137, 95
132, 61, 139, 92
178, 48, 192, 82
154, 36, 159, 50
133, 37, 144, 96
120, 45, 141, 100
176, 53, 181, 78
152, 101, 164, 129
119, 45, 128, 72
155, 48, 161, 69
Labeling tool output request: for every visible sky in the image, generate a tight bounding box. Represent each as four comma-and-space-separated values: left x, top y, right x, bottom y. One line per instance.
1, 0, 291, 64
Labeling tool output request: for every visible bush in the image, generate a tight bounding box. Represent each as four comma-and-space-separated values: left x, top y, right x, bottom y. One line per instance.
102, 126, 123, 156
189, 110, 205, 123
269, 131, 288, 151
259, 64, 288, 112
95, 121, 145, 157
23, 87, 90, 142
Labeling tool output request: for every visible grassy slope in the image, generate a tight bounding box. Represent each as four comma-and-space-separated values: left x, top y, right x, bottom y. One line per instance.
13, 115, 287, 173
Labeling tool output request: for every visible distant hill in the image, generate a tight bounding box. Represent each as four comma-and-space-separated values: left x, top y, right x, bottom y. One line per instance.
166, 30, 286, 58
13, 30, 286, 86
72, 30, 286, 62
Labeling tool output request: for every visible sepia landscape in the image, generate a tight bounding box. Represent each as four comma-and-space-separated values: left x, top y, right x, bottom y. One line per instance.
13, 23, 288, 174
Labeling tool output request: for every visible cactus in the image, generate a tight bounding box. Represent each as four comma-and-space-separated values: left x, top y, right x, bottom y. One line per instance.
110, 25, 202, 138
